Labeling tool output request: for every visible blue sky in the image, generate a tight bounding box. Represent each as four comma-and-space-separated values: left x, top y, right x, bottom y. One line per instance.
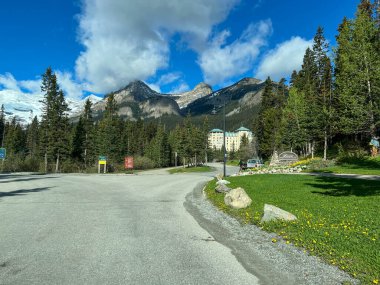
0, 0, 359, 100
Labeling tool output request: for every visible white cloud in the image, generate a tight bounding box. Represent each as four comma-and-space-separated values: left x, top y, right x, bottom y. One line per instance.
0, 73, 21, 92
56, 71, 85, 100
198, 20, 272, 85
255, 36, 312, 81
169, 82, 190, 94
146, 83, 161, 93
157, 72, 182, 86
75, 0, 240, 93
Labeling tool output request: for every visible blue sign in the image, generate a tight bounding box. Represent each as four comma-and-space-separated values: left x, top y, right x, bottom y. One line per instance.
0, 148, 6, 159
98, 155, 107, 161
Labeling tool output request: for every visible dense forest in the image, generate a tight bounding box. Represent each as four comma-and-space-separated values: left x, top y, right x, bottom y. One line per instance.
0, 0, 379, 172
255, 0, 380, 159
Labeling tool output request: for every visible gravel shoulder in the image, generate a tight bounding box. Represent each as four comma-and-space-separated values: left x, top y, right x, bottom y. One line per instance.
185, 165, 358, 285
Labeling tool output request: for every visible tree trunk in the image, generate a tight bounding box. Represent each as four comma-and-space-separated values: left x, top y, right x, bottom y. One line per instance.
311, 141, 315, 159
55, 152, 60, 173
323, 131, 328, 161
44, 152, 48, 173
84, 133, 88, 168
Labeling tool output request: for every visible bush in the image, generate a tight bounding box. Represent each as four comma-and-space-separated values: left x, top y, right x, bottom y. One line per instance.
133, 156, 155, 170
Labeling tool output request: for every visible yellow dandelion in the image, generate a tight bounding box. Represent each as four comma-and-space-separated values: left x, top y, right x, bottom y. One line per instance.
373, 279, 378, 284
272, 238, 277, 243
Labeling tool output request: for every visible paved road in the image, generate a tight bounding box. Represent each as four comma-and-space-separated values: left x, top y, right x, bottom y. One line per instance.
0, 165, 260, 285
0, 165, 355, 285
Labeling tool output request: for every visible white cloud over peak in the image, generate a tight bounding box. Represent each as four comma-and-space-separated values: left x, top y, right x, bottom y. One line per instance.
157, 72, 182, 86
198, 20, 272, 85
255, 36, 312, 81
169, 82, 190, 94
76, 0, 240, 93
56, 71, 85, 100
0, 73, 21, 92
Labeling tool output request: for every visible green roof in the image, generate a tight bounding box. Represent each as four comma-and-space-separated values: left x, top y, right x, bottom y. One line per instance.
210, 128, 223, 133
236, 126, 250, 132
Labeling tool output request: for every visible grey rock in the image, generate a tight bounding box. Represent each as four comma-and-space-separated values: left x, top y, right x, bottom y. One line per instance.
215, 184, 231, 193
216, 173, 224, 181
224, 187, 252, 209
261, 204, 297, 223
217, 179, 231, 185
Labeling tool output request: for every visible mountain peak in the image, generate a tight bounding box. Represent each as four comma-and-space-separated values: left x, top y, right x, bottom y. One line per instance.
194, 82, 212, 90
237, 77, 262, 85
123, 80, 157, 94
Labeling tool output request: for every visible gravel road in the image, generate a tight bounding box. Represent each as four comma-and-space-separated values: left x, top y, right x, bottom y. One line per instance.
0, 165, 357, 285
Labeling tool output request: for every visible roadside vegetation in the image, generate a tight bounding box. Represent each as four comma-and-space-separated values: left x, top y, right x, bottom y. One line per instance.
205, 174, 379, 285
168, 165, 213, 174
289, 155, 380, 175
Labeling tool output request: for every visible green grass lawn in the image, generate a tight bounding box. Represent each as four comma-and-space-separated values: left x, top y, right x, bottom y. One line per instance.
307, 165, 380, 175
168, 165, 213, 174
305, 156, 380, 175
205, 174, 379, 284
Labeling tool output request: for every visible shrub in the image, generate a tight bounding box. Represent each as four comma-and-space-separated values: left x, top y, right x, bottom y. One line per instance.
133, 156, 155, 170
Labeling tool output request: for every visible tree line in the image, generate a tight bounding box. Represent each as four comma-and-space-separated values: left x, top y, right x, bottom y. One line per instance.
0, 68, 212, 172
255, 0, 380, 159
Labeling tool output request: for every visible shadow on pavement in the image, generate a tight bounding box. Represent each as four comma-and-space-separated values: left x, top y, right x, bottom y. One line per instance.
0, 187, 53, 200
0, 175, 58, 184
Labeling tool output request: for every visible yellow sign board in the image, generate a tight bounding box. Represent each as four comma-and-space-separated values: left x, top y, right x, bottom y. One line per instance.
99, 160, 106, 165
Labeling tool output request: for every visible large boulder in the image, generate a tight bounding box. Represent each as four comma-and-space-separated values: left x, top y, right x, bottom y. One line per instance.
261, 204, 297, 223
224, 187, 252, 209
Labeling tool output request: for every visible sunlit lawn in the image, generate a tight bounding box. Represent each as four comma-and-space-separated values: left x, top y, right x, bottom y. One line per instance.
205, 174, 380, 284
307, 156, 380, 175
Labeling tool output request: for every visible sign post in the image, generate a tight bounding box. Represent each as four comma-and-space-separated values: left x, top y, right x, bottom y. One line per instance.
124, 156, 134, 173
0, 148, 5, 172
98, 155, 107, 173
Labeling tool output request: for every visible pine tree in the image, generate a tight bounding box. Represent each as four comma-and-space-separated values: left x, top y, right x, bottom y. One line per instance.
335, 2, 380, 136
255, 77, 285, 158
26, 116, 39, 157
40, 67, 70, 172
281, 87, 308, 153
96, 93, 124, 163
82, 98, 95, 167
0, 104, 5, 148
71, 116, 86, 162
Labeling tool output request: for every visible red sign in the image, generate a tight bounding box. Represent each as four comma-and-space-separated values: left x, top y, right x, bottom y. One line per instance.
125, 156, 134, 169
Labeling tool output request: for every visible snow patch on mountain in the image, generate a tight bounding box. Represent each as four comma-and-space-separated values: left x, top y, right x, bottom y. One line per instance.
0, 90, 101, 125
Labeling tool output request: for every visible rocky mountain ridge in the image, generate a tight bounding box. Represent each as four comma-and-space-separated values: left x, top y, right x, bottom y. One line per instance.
168, 82, 212, 109
85, 77, 266, 121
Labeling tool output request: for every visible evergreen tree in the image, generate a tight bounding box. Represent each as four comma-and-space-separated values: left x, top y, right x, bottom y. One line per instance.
40, 67, 70, 172
82, 98, 95, 167
96, 93, 124, 163
3, 117, 26, 155
26, 116, 39, 157
335, 2, 380, 136
255, 77, 285, 158
0, 104, 5, 147
281, 87, 308, 153
71, 116, 86, 162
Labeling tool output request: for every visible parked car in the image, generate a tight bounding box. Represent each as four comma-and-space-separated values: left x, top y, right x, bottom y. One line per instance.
246, 158, 264, 168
